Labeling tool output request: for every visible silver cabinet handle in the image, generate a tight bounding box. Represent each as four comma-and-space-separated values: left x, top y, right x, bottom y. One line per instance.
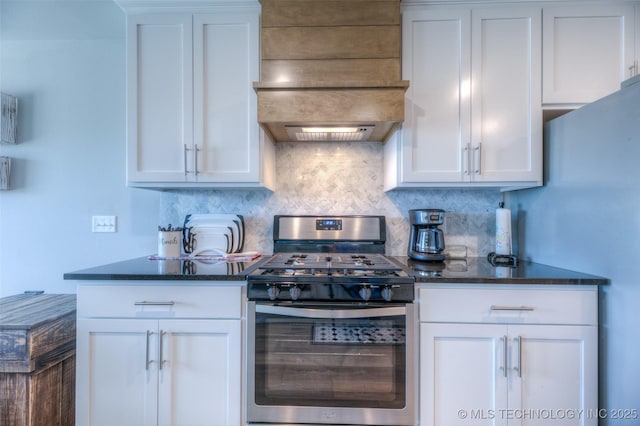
500, 335, 508, 378
490, 305, 534, 311
159, 330, 166, 370
514, 336, 522, 377
134, 301, 175, 306
473, 143, 482, 175
145, 330, 154, 370
194, 144, 200, 176
630, 61, 638, 78
183, 144, 191, 176
463, 143, 471, 175
255, 304, 406, 319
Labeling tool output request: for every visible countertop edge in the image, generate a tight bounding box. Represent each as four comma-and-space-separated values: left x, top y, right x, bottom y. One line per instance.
63, 256, 609, 285
63, 273, 248, 281
412, 277, 608, 285
63, 255, 268, 282
390, 256, 609, 286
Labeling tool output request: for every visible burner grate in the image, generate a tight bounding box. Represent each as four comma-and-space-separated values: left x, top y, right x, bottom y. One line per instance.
260, 253, 403, 274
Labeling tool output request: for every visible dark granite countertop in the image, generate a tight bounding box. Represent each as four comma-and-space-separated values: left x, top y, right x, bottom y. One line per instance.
391, 256, 608, 285
65, 255, 607, 285
63, 256, 266, 281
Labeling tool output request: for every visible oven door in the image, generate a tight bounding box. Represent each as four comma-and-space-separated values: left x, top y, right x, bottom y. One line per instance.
247, 301, 416, 425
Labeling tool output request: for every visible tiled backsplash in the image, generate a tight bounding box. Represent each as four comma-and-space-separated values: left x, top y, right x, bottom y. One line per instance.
160, 142, 501, 256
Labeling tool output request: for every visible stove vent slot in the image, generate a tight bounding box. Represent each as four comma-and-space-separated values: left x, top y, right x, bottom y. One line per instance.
286, 125, 374, 142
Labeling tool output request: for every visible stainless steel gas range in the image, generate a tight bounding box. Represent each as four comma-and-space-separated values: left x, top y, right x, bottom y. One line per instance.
247, 215, 416, 426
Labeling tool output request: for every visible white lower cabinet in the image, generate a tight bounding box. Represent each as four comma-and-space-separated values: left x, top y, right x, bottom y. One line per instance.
76, 284, 243, 426
418, 285, 598, 426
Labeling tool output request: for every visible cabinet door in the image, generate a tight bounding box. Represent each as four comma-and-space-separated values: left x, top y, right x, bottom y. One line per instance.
193, 13, 260, 183
420, 323, 508, 426
391, 7, 541, 189
508, 325, 598, 426
157, 319, 242, 426
76, 319, 159, 426
543, 5, 636, 105
637, 5, 640, 76
401, 9, 471, 183
126, 14, 193, 183
471, 8, 542, 184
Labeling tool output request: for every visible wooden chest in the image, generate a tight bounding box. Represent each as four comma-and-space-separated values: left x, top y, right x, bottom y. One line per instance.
0, 294, 76, 426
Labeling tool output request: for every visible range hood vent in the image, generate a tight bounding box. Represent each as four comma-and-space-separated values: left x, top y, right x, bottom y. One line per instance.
286, 125, 375, 142
255, 0, 409, 143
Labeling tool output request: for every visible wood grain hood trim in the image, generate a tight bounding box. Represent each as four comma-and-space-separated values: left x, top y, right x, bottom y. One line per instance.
255, 82, 408, 143
255, 0, 409, 143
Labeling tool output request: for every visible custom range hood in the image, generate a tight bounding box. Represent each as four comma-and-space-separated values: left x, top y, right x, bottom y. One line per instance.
254, 0, 409, 143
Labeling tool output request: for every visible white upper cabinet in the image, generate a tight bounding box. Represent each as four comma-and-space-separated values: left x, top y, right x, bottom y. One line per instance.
396, 9, 471, 185
126, 10, 275, 189
637, 4, 640, 73
385, 6, 542, 190
542, 4, 636, 106
471, 8, 542, 186
193, 13, 265, 183
127, 14, 193, 184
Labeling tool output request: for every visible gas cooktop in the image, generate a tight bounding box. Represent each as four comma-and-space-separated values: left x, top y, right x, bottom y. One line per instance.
249, 252, 413, 302
247, 216, 414, 302
256, 252, 406, 276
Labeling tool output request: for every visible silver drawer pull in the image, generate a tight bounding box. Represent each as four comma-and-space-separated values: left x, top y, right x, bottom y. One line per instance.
134, 301, 175, 306
490, 305, 535, 311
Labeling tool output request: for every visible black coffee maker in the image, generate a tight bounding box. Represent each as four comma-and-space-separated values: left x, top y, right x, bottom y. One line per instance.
408, 209, 446, 261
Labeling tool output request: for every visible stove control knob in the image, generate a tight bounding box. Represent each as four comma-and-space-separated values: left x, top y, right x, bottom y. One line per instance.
359, 286, 372, 301
289, 286, 302, 301
381, 286, 393, 302
267, 286, 280, 301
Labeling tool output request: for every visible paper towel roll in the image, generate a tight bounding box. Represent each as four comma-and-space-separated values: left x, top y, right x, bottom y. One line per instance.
495, 205, 512, 255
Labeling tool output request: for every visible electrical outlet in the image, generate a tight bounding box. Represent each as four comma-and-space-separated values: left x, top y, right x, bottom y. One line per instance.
92, 215, 117, 233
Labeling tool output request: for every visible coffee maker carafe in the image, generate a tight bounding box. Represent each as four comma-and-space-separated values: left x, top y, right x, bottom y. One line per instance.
408, 209, 446, 261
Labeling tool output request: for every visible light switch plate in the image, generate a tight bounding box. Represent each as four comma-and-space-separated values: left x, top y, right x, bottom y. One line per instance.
92, 215, 117, 233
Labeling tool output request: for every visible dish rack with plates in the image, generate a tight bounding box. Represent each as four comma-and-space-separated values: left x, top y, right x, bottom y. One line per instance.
182, 214, 245, 256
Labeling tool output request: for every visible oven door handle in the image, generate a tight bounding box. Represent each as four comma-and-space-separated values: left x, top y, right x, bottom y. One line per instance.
255, 304, 406, 319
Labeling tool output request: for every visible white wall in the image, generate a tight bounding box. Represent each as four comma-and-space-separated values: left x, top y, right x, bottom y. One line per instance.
0, 0, 160, 296
506, 82, 640, 423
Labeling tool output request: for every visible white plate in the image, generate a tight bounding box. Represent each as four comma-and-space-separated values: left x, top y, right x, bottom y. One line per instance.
190, 225, 235, 253
186, 223, 235, 253
184, 214, 244, 253
189, 231, 229, 256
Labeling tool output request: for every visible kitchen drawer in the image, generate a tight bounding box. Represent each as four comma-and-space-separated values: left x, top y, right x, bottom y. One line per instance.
77, 284, 242, 319
418, 285, 597, 325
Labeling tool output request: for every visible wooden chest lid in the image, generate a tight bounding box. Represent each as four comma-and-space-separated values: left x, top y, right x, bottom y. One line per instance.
0, 294, 76, 330
0, 294, 76, 373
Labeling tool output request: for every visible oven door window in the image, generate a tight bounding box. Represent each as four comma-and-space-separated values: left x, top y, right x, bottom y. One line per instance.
253, 304, 407, 409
